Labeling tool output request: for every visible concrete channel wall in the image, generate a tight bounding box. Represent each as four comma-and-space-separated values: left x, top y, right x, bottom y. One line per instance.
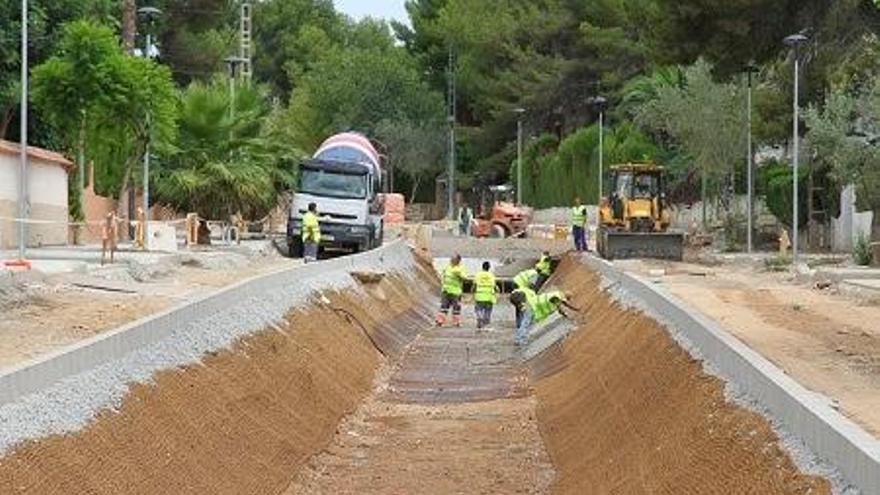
585, 255, 880, 495
0, 240, 415, 407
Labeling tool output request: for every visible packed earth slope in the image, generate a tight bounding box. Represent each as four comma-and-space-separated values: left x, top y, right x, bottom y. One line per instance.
532, 256, 831, 494
0, 265, 436, 495
0, 244, 837, 494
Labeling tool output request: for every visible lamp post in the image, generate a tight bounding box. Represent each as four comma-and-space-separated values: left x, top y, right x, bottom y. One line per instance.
137, 6, 161, 250
784, 33, 808, 265
18, 0, 28, 260
743, 63, 760, 253
588, 96, 608, 201
224, 56, 247, 125
513, 108, 526, 205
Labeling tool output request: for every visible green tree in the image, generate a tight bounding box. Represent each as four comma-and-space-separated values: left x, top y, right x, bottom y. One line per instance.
518, 123, 658, 207
634, 59, 747, 210
153, 77, 297, 220
31, 20, 177, 219
376, 119, 446, 201
282, 38, 444, 152
0, 0, 115, 140
805, 82, 880, 241
252, 0, 343, 98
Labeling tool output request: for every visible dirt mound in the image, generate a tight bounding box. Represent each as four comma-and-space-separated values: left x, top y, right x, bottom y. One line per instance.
0, 270, 435, 495
532, 256, 831, 494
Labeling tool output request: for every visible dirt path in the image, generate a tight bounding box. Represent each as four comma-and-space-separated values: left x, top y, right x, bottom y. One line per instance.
623, 260, 880, 437
286, 305, 555, 494
0, 258, 290, 368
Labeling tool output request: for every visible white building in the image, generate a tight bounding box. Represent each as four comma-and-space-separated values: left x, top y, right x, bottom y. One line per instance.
0, 139, 72, 249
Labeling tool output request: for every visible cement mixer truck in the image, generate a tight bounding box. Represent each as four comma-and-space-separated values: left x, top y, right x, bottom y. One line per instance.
287, 132, 385, 257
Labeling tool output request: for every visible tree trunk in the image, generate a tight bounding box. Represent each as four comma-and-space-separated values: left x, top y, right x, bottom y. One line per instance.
410, 176, 421, 204
121, 0, 137, 53
0, 106, 13, 139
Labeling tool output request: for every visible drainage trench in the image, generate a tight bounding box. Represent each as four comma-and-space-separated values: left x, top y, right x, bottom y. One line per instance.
0, 249, 834, 494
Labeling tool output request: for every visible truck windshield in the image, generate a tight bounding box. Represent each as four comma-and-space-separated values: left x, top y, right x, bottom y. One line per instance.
299, 169, 368, 199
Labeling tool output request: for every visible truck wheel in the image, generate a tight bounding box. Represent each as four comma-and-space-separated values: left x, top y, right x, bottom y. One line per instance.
288, 237, 304, 258
491, 225, 507, 239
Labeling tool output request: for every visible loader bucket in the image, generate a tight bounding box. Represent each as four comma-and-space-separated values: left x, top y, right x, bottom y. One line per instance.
598, 229, 684, 261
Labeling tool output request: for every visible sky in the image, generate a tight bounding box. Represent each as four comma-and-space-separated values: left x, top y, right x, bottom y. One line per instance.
334, 0, 409, 25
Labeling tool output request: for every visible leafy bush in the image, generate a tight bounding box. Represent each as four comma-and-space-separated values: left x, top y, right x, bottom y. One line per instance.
758, 159, 809, 229
853, 232, 873, 266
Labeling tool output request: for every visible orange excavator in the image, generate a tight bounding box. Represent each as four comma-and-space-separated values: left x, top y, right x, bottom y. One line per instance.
470, 185, 531, 238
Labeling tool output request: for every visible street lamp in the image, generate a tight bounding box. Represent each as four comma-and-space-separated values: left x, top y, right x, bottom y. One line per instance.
784, 33, 808, 265
513, 107, 526, 205
18, 0, 28, 260
588, 95, 608, 201
743, 63, 760, 254
137, 6, 162, 250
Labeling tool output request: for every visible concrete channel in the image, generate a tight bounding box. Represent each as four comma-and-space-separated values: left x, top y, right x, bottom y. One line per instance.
0, 239, 876, 493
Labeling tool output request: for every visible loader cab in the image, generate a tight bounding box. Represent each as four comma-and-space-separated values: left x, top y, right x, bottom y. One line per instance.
603, 163, 669, 232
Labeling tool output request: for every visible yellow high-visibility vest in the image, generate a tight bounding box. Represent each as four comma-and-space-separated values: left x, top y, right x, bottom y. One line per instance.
302, 211, 321, 243
474, 270, 497, 304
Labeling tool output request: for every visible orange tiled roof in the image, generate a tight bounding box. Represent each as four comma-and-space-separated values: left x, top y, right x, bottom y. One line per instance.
0, 139, 74, 171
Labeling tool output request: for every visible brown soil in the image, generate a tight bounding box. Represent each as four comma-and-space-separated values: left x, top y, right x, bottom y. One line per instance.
0, 270, 434, 495
533, 257, 831, 495
631, 260, 880, 436
0, 250, 836, 494
286, 303, 554, 495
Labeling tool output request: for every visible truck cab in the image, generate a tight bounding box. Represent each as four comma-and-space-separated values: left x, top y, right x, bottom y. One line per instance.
287, 133, 384, 257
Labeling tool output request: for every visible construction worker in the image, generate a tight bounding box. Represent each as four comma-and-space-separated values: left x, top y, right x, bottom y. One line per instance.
510, 286, 536, 331
571, 196, 588, 252
515, 289, 579, 346
436, 254, 468, 327
534, 250, 552, 288
302, 202, 321, 263
473, 261, 497, 329
513, 267, 539, 291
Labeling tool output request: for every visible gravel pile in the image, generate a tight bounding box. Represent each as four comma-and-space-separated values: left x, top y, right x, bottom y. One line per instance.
0, 243, 416, 454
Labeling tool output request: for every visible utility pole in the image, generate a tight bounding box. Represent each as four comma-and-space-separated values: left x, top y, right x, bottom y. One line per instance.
446, 46, 456, 220
138, 6, 162, 250
513, 108, 526, 205
785, 33, 808, 265
18, 0, 28, 260
588, 95, 608, 202
744, 63, 759, 253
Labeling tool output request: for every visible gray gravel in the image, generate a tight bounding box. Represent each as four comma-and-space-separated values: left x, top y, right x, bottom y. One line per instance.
0, 243, 416, 454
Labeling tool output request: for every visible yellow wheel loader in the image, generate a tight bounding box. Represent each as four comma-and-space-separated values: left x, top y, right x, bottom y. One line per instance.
597, 163, 684, 261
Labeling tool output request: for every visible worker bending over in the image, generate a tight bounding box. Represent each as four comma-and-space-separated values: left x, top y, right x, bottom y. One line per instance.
302, 202, 321, 263
513, 268, 539, 291
534, 251, 552, 288
436, 254, 468, 327
510, 286, 536, 330
473, 261, 497, 329
571, 197, 588, 252
513, 289, 579, 346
